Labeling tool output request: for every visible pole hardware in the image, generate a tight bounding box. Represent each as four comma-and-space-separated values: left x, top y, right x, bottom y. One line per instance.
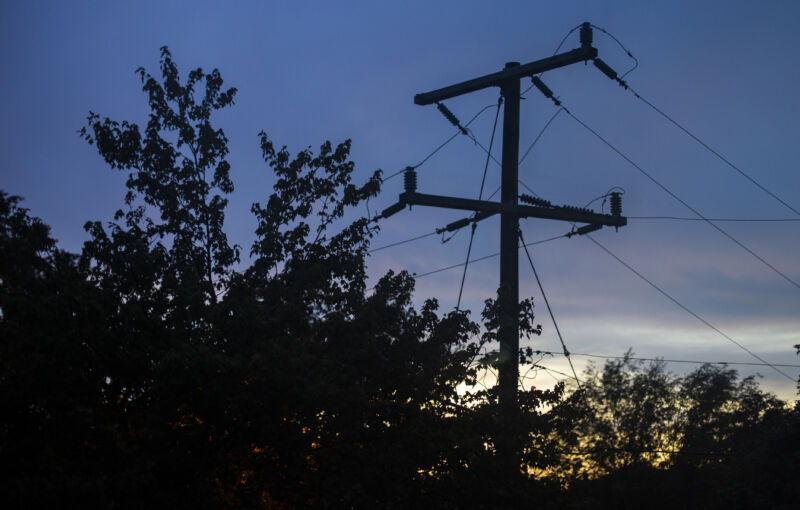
382, 21, 627, 475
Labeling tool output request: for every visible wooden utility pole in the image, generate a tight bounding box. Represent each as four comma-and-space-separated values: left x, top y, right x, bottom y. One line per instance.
381, 22, 626, 474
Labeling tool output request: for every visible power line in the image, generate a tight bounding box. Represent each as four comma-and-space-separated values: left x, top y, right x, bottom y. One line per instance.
628, 216, 800, 222
585, 234, 795, 382
584, 25, 796, 215
589, 23, 639, 79
457, 97, 503, 310
534, 350, 800, 369
519, 229, 581, 388
366, 215, 799, 257
628, 86, 800, 217
411, 233, 567, 280
518, 107, 563, 165
383, 103, 497, 181
533, 363, 584, 385
368, 230, 438, 253
564, 108, 800, 291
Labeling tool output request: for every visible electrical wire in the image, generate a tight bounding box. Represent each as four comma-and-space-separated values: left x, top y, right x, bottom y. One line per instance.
368, 230, 438, 253
565, 108, 800, 291
628, 216, 800, 222
519, 228, 582, 389
411, 233, 567, 280
518, 107, 564, 165
590, 23, 639, 79
534, 350, 800, 369
585, 234, 795, 382
522, 23, 584, 96
382, 103, 497, 182
456, 97, 503, 310
628, 86, 800, 217
533, 363, 585, 385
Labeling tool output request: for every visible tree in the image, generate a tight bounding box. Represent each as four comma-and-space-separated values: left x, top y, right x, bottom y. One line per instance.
80, 46, 238, 319
557, 355, 799, 509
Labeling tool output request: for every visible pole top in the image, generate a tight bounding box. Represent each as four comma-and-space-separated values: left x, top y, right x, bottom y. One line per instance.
580, 22, 593, 48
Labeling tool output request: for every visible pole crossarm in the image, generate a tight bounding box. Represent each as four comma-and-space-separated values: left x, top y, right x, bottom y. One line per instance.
414, 46, 597, 105
396, 191, 626, 227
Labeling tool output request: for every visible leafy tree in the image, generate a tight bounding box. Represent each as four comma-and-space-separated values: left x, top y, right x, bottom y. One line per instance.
7, 45, 798, 509
557, 355, 799, 509
80, 46, 238, 318
0, 192, 135, 505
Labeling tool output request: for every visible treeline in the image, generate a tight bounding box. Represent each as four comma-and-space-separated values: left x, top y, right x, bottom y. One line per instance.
1, 49, 797, 509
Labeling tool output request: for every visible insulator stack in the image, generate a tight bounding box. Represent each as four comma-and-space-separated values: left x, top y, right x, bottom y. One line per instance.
436, 102, 468, 134
580, 22, 592, 48
610, 192, 622, 216
519, 193, 552, 208
593, 58, 618, 80
531, 77, 561, 106
404, 167, 417, 193
560, 204, 594, 214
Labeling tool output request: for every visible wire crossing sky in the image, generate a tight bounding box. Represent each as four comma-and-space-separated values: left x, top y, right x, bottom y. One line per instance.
2, 1, 798, 399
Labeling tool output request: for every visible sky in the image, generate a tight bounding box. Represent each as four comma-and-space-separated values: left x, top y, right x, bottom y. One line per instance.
2, 1, 799, 399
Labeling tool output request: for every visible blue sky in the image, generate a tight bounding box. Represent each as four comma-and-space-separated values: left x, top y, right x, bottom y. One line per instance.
2, 1, 799, 398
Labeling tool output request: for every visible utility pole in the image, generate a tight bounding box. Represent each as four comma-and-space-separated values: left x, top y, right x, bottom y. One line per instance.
381, 22, 626, 475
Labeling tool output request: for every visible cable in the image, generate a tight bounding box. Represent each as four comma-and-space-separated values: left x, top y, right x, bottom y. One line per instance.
383, 103, 497, 181
565, 108, 800, 291
518, 179, 539, 198
411, 233, 567, 280
533, 363, 585, 385
585, 234, 795, 382
628, 216, 800, 222
590, 24, 639, 79
519, 228, 582, 389
456, 97, 503, 310
628, 86, 800, 217
585, 28, 798, 217
477, 97, 503, 200
534, 350, 800, 369
522, 23, 584, 97
368, 230, 438, 253
518, 107, 563, 165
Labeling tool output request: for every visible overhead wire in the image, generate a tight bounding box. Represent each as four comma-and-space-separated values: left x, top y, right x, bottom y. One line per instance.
585, 24, 797, 218
564, 107, 800, 291
518, 228, 582, 389
533, 363, 585, 385
368, 230, 438, 253
411, 233, 567, 280
590, 23, 639, 79
518, 107, 564, 165
382, 103, 497, 182
585, 233, 795, 382
456, 96, 503, 310
628, 86, 800, 217
628, 216, 800, 222
534, 350, 800, 369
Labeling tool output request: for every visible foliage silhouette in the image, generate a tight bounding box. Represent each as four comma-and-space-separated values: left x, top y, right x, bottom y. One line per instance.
1, 48, 798, 509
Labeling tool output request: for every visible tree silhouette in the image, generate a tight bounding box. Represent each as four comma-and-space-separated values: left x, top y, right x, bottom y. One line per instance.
2, 47, 798, 509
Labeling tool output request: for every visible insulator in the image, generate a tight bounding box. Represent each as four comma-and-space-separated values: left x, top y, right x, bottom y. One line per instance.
404, 167, 417, 193
445, 217, 471, 232
532, 77, 554, 99
610, 192, 622, 216
580, 22, 593, 48
436, 102, 467, 134
519, 193, 552, 208
593, 58, 618, 81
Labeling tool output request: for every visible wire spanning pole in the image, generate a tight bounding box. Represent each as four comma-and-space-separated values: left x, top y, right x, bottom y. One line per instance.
380, 22, 623, 477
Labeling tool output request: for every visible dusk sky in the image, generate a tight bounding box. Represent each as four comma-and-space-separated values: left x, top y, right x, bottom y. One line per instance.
3, 1, 799, 399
